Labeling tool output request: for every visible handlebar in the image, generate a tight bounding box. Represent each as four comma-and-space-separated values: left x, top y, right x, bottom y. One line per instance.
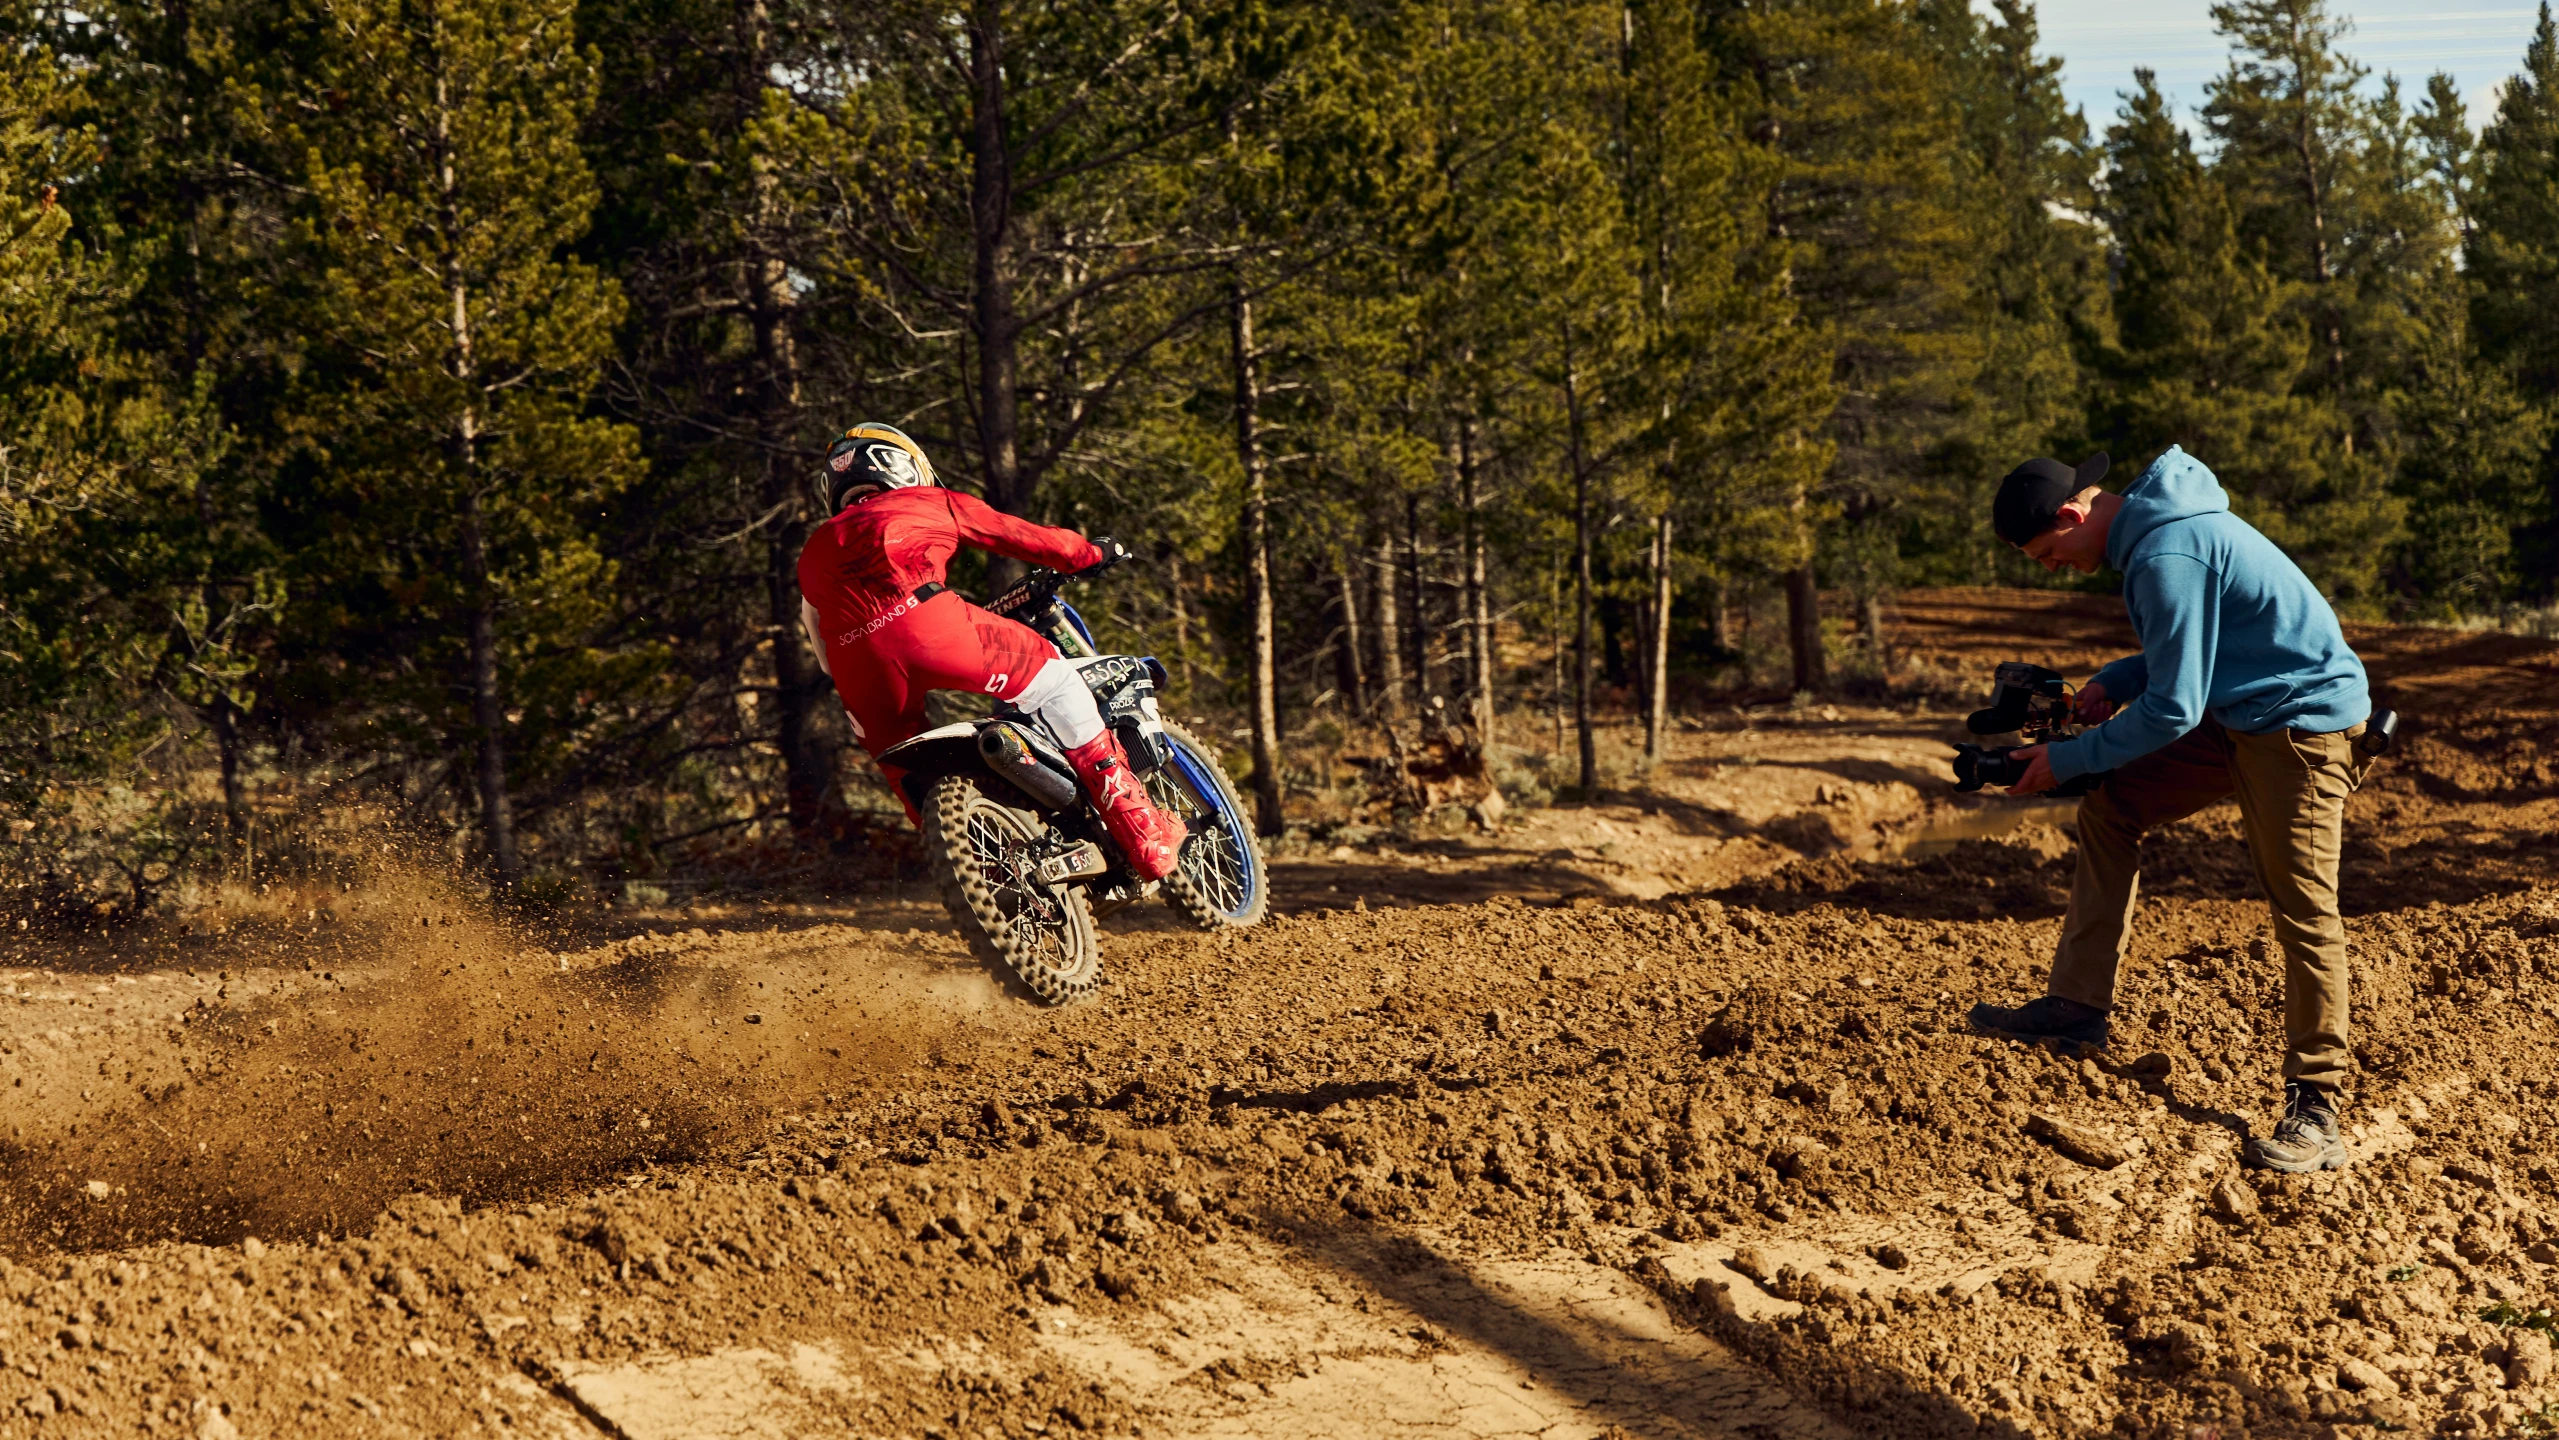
985, 541, 1131, 621
985, 567, 1068, 622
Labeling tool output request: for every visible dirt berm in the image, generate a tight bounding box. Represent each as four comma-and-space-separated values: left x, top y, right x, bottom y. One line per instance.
0, 590, 2551, 1439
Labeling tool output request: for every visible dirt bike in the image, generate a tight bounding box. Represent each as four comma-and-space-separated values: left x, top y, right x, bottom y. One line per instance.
877, 561, 1269, 1004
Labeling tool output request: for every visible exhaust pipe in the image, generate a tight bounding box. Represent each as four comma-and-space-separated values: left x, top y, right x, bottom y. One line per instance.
979, 724, 1081, 811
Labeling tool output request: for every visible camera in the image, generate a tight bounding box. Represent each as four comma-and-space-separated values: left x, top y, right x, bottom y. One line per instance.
1950, 661, 2106, 797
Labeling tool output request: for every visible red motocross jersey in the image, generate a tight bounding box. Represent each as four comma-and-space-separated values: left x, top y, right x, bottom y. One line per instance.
797, 487, 1103, 638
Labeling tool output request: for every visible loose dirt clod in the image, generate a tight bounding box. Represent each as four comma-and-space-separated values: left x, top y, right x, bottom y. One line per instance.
2027, 1110, 2144, 1170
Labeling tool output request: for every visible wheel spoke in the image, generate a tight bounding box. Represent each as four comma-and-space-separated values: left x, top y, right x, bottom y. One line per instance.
1169, 776, 1251, 916
965, 804, 1076, 973
1135, 727, 1265, 929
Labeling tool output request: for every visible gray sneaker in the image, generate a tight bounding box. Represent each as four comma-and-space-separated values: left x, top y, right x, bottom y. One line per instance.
2247, 1080, 2348, 1172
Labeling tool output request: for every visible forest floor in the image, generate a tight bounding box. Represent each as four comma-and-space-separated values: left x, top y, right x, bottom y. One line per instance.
0, 587, 2554, 1440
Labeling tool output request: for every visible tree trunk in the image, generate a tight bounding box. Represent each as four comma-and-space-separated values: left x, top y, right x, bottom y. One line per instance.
1785, 559, 1824, 696
208, 695, 248, 874
1645, 513, 1674, 767
1458, 414, 1493, 745
1404, 495, 1434, 702
968, 0, 1026, 537
196, 461, 249, 869
1334, 558, 1368, 713
1629, 573, 1653, 719
1564, 340, 1597, 799
737, 0, 834, 839
1764, 139, 1822, 698
161, 3, 251, 873
2290, 102, 2344, 390
1707, 573, 1730, 652
1230, 282, 1283, 836
437, 53, 515, 883
460, 489, 518, 881
1547, 551, 1564, 754
1371, 531, 1405, 717
1861, 589, 1890, 676
761, 443, 829, 837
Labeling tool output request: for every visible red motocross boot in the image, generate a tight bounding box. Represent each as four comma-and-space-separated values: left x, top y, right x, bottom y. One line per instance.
1063, 732, 1189, 882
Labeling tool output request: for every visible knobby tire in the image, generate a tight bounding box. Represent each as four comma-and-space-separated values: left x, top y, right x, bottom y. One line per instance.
922, 774, 1103, 1005
1147, 721, 1270, 930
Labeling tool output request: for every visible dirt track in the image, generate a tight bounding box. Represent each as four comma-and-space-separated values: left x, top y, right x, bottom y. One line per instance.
0, 589, 2554, 1440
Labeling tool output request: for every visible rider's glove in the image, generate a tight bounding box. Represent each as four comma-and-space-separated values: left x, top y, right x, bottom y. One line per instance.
1082, 536, 1133, 576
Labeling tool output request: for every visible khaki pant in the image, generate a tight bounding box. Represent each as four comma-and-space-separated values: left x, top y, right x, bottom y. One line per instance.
2047, 721, 2368, 1090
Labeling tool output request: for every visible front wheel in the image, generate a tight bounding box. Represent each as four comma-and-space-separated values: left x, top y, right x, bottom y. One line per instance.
1144, 722, 1269, 930
922, 774, 1102, 1004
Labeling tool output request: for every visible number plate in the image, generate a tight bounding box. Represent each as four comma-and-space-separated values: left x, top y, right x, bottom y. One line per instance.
1033, 842, 1107, 885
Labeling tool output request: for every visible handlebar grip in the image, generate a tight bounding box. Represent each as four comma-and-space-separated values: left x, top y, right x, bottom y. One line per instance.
1078, 536, 1134, 578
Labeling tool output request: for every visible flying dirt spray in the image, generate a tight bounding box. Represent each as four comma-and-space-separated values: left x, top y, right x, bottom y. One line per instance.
0, 820, 1004, 1254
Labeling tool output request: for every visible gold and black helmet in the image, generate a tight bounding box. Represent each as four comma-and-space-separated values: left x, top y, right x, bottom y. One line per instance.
814, 423, 938, 512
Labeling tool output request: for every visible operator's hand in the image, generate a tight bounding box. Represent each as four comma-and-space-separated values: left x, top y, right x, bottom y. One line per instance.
2006, 744, 2057, 797
1082, 535, 1133, 576
2072, 680, 2117, 726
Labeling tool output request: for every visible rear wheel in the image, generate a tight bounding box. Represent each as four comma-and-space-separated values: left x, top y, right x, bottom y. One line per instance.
922, 774, 1102, 1005
1144, 722, 1269, 930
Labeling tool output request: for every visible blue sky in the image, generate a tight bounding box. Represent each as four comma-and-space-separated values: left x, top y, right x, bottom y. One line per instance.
2034, 0, 2549, 136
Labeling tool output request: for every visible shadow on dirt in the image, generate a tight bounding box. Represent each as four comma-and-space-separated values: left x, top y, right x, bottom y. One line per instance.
1723, 791, 2557, 924
1273, 1210, 2020, 1440
1212, 1079, 1420, 1114
1714, 846, 2073, 923
1258, 859, 1592, 915
2142, 808, 2559, 916
1737, 755, 1953, 793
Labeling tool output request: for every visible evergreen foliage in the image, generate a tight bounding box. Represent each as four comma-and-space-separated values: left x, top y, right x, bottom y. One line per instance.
276, 0, 640, 878
3, 0, 2555, 895
0, 14, 153, 802
2470, 2, 2559, 579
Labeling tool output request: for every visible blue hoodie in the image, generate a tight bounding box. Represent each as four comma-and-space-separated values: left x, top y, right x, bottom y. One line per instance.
2044, 447, 2369, 784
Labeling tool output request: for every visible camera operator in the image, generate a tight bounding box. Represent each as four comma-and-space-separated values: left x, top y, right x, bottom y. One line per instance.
1966, 446, 2376, 1174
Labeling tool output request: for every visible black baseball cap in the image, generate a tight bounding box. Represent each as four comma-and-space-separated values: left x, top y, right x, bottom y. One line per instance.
1992, 452, 2110, 546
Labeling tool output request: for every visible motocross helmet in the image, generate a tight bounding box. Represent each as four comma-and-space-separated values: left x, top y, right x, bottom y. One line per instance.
814, 423, 939, 513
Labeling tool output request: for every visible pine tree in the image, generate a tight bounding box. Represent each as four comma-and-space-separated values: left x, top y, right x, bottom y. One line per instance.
280, 0, 638, 881
814, 0, 1250, 541
2099, 69, 2388, 597
0, 13, 155, 809
2393, 290, 2551, 611
69, 0, 315, 865
2195, 0, 2421, 602
577, 0, 867, 842
2414, 73, 2475, 243
2202, 0, 2365, 401
1621, 0, 1827, 733
2469, 1, 2559, 591
2354, 76, 2468, 457
2104, 73, 2303, 406
1911, 0, 2108, 588
1198, 0, 1391, 834
2469, 3, 2559, 396
1714, 0, 1984, 690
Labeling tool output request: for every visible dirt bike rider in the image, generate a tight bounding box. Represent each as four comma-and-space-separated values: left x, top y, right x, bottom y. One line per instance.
797, 423, 1189, 881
